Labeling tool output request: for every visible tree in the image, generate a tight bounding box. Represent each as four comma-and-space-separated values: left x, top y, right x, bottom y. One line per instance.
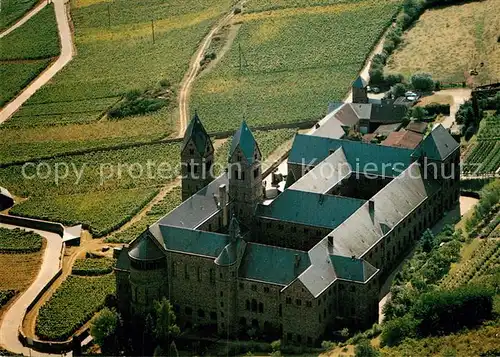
90, 307, 119, 355
392, 83, 407, 98
380, 314, 418, 347
355, 339, 380, 357
410, 73, 434, 92
420, 229, 436, 253
409, 106, 428, 120
154, 297, 180, 348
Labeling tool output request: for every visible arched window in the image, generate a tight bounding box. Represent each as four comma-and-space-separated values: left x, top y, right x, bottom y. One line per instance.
258, 302, 263, 313
251, 299, 257, 312
246, 300, 250, 310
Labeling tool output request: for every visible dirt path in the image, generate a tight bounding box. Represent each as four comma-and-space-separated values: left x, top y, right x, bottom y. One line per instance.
435, 88, 472, 129
0, 0, 74, 124
177, 5, 240, 137
0, 0, 47, 39
0, 224, 63, 357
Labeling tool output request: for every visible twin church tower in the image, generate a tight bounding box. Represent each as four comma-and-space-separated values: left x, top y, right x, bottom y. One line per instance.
181, 113, 264, 227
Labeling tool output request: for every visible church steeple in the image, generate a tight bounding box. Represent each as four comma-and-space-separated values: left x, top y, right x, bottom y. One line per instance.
228, 121, 263, 227
181, 112, 214, 200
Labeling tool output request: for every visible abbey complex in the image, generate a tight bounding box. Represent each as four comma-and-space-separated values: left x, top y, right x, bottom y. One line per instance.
114, 79, 460, 346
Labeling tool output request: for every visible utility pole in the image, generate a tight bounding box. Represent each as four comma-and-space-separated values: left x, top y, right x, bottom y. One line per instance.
151, 19, 155, 44
107, 4, 111, 28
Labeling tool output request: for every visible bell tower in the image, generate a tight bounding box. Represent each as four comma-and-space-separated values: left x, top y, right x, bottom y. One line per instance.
181, 112, 214, 201
352, 75, 369, 104
228, 121, 263, 227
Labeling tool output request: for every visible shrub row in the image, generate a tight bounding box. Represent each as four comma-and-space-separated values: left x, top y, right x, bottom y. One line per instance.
0, 290, 17, 308
0, 227, 42, 253
72, 257, 115, 276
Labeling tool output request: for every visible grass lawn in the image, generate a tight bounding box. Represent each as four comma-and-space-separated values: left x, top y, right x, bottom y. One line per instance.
0, 0, 38, 31
10, 188, 159, 237
191, 0, 400, 132
0, 5, 60, 60
386, 0, 500, 85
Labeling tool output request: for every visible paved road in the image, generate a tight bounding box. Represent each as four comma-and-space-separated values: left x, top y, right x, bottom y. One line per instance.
0, 224, 64, 357
437, 88, 472, 129
0, 1, 47, 39
0, 0, 74, 124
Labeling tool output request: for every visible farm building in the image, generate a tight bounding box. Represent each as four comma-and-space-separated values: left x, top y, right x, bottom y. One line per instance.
114, 111, 460, 346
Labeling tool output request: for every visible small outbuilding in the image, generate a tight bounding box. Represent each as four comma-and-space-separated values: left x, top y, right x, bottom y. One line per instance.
0, 187, 14, 211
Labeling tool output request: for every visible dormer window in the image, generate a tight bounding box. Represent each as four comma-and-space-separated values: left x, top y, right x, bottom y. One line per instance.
237, 154, 242, 161
190, 149, 194, 155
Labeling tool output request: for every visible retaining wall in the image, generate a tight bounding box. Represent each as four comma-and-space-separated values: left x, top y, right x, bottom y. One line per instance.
0, 214, 64, 236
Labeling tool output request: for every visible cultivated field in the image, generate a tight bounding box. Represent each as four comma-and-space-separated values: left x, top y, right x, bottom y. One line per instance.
36, 274, 115, 341
0, 0, 38, 31
463, 115, 500, 175
0, 5, 59, 106
191, 0, 401, 132
386, 0, 500, 85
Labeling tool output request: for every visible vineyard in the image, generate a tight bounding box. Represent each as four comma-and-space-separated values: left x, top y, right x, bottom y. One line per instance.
0, 0, 38, 31
106, 187, 181, 243
0, 228, 42, 253
72, 257, 115, 276
0, 5, 59, 107
191, 0, 401, 132
10, 188, 158, 238
463, 116, 500, 175
36, 274, 115, 341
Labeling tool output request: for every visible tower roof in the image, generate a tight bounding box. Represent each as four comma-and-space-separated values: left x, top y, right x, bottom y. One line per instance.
352, 75, 367, 89
229, 121, 258, 164
128, 230, 164, 261
182, 112, 211, 155
412, 124, 459, 161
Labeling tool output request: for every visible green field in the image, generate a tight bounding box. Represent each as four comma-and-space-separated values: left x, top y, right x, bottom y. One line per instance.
0, 6, 59, 60
463, 116, 500, 175
191, 0, 400, 132
0, 0, 38, 31
72, 257, 115, 276
10, 188, 158, 238
36, 274, 115, 341
0, 4, 59, 106
0, 61, 51, 107
0, 227, 42, 253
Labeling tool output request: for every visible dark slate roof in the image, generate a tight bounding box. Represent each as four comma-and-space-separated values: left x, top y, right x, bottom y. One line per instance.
230, 121, 259, 164
370, 103, 408, 123
331, 162, 441, 257
406, 121, 428, 134
256, 190, 365, 230
412, 124, 459, 161
182, 112, 211, 155
158, 174, 228, 229
330, 255, 377, 282
288, 148, 351, 193
288, 134, 414, 177
352, 76, 367, 89
239, 243, 310, 286
129, 230, 165, 261
153, 225, 230, 258
373, 123, 403, 136
115, 247, 130, 271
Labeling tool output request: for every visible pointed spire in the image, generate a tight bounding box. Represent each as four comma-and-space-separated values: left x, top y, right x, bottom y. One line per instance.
229, 121, 258, 164
182, 111, 211, 155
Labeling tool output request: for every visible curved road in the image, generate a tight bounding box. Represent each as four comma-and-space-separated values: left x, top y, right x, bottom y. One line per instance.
0, 224, 63, 357
0, 0, 74, 124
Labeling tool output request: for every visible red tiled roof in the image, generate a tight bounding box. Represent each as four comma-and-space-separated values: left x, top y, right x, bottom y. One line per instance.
382, 130, 423, 149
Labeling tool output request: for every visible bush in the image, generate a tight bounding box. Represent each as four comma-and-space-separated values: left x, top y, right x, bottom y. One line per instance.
381, 314, 418, 347
392, 83, 407, 98
385, 74, 404, 87
354, 339, 380, 357
410, 73, 434, 92
321, 340, 337, 350
412, 285, 494, 337
424, 103, 450, 116
0, 290, 16, 308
